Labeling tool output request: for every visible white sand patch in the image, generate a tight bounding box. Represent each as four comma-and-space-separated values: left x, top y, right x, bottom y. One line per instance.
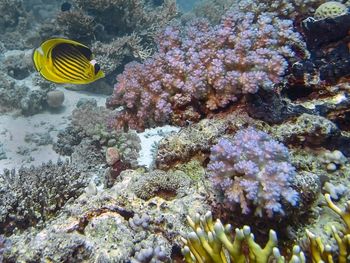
137, 125, 180, 168
0, 87, 107, 171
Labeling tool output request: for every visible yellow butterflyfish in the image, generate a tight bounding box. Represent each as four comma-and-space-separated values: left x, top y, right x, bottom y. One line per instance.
33, 38, 104, 84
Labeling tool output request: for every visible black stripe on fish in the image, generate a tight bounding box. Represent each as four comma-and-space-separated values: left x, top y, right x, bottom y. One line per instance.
56, 57, 88, 80
59, 48, 90, 68
53, 61, 80, 81
53, 43, 89, 69
56, 51, 88, 75
56, 57, 87, 80
53, 58, 85, 81
59, 43, 91, 64
55, 48, 89, 71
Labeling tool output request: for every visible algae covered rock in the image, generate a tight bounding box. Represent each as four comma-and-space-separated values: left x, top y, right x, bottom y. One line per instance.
273, 113, 340, 146
155, 111, 263, 170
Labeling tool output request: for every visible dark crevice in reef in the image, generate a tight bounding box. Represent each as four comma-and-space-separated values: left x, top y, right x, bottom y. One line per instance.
246, 88, 313, 124
71, 205, 135, 234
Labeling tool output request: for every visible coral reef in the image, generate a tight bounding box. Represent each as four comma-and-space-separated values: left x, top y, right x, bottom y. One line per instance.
0, 49, 61, 115
0, 71, 49, 115
155, 116, 242, 170
107, 9, 302, 131
191, 0, 238, 24
45, 0, 178, 87
208, 127, 299, 217
0, 160, 88, 235
273, 114, 340, 146
71, 99, 113, 142
1, 0, 350, 262
24, 131, 53, 146
70, 139, 106, 172
71, 0, 177, 40
0, 235, 5, 262
0, 0, 27, 33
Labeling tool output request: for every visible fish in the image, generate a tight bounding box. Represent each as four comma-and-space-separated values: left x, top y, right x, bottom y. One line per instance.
32, 38, 104, 85
61, 2, 72, 12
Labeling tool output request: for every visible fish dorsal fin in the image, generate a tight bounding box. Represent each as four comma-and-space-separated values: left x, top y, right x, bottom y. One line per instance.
39, 38, 91, 58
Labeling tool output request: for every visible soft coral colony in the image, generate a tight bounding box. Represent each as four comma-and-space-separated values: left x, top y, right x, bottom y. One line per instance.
208, 128, 299, 218
106, 9, 302, 131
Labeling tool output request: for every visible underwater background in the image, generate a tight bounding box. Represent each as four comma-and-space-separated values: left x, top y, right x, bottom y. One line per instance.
0, 0, 350, 262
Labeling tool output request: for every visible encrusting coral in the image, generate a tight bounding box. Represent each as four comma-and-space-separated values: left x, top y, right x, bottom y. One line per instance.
181, 211, 306, 263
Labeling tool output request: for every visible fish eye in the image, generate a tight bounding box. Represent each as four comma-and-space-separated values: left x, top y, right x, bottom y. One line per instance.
94, 63, 101, 75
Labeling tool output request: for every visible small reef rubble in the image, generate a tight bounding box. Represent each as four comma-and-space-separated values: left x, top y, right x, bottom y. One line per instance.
1, 0, 350, 262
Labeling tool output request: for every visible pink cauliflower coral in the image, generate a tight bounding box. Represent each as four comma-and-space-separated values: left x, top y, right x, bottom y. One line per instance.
107, 10, 302, 131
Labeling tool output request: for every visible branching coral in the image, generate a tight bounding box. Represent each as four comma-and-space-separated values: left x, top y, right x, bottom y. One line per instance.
92, 34, 153, 76
192, 0, 239, 24
71, 100, 113, 142
56, 10, 95, 41
0, 160, 88, 235
47, 0, 178, 81
181, 211, 306, 262
67, 0, 177, 40
107, 9, 302, 131
207, 127, 299, 217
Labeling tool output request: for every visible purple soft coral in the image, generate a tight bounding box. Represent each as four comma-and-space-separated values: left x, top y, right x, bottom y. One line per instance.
107, 10, 302, 131
208, 127, 299, 217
